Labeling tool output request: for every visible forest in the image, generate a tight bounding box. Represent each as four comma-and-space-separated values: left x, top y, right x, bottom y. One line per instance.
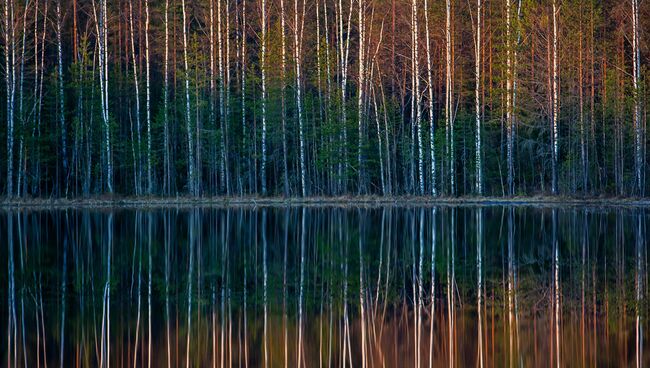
0, 0, 648, 198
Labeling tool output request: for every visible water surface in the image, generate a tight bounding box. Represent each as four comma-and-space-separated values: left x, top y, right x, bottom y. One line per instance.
1, 206, 648, 367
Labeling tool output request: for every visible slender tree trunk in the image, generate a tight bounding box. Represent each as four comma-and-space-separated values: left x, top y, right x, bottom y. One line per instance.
506, 0, 514, 195
144, 0, 152, 193
551, 0, 559, 195
5, 0, 16, 197
424, 0, 436, 195
631, 0, 642, 195
163, 0, 171, 195
412, 0, 423, 194
128, 0, 142, 196
57, 0, 68, 196
294, 0, 306, 196
474, 0, 482, 194
358, 0, 366, 194
181, 0, 195, 195
445, 0, 454, 195
280, 0, 289, 196
260, 0, 267, 195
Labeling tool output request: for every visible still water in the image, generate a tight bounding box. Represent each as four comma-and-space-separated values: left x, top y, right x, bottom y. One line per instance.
1, 206, 648, 367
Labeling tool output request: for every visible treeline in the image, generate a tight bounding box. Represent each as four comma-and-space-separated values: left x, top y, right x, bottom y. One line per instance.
0, 0, 648, 198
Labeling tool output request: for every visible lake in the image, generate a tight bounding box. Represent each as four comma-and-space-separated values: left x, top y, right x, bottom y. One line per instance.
1, 205, 648, 367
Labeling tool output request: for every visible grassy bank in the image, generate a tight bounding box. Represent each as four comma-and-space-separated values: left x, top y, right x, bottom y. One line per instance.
1, 195, 650, 210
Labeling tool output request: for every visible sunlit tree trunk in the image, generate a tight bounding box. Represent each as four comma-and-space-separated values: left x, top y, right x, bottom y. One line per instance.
412, 0, 423, 194
163, 0, 171, 195
506, 0, 513, 196
144, 0, 152, 194
551, 0, 559, 195
631, 0, 643, 195
445, 0, 454, 195
280, 0, 289, 196
474, 0, 482, 195
241, 0, 248, 195
260, 0, 267, 195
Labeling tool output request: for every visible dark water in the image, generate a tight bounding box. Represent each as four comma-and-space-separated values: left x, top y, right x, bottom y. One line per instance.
1, 206, 648, 367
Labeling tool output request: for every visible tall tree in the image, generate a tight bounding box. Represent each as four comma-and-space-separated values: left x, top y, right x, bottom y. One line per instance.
181, 0, 196, 195
551, 0, 559, 195
5, 0, 16, 196
260, 0, 267, 195
474, 0, 482, 195
631, 0, 643, 195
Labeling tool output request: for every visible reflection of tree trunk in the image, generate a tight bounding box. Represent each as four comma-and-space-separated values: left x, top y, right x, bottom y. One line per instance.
298, 209, 307, 367
262, 209, 268, 367
635, 211, 644, 368
165, 211, 171, 368
429, 208, 436, 368
552, 209, 560, 368
185, 211, 195, 367
283, 209, 289, 368
477, 208, 484, 367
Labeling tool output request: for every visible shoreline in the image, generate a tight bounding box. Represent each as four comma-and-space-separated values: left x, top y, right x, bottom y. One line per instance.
1, 195, 650, 210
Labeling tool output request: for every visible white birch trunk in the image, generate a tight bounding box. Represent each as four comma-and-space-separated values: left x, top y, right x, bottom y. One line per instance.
145, 0, 152, 193
181, 0, 195, 195
358, 0, 365, 193
57, 0, 67, 196
474, 0, 482, 195
445, 0, 454, 195
632, 0, 642, 194
424, 0, 436, 196
163, 0, 171, 195
506, 0, 513, 195
281, 0, 289, 196
128, 0, 142, 196
552, 0, 559, 194
5, 0, 15, 196
260, 0, 267, 195
294, 0, 306, 196
412, 0, 423, 194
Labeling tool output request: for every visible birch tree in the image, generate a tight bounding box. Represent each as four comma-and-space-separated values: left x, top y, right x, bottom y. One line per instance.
5, 0, 16, 197
260, 0, 267, 195
551, 0, 559, 195
128, 0, 142, 195
358, 0, 366, 194
445, 0, 454, 194
163, 0, 171, 195
181, 0, 196, 195
145, 0, 152, 193
411, 0, 423, 194
631, 0, 643, 195
280, 0, 289, 195
506, 0, 513, 195
55, 0, 68, 196
474, 0, 482, 195
424, 0, 436, 195
294, 0, 307, 196
93, 0, 112, 193
336, 0, 353, 193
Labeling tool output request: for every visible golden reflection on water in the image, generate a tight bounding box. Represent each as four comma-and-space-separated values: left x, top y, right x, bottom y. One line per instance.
1, 207, 648, 367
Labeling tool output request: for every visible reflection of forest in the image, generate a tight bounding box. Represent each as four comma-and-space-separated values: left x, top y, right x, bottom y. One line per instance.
1, 207, 648, 367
